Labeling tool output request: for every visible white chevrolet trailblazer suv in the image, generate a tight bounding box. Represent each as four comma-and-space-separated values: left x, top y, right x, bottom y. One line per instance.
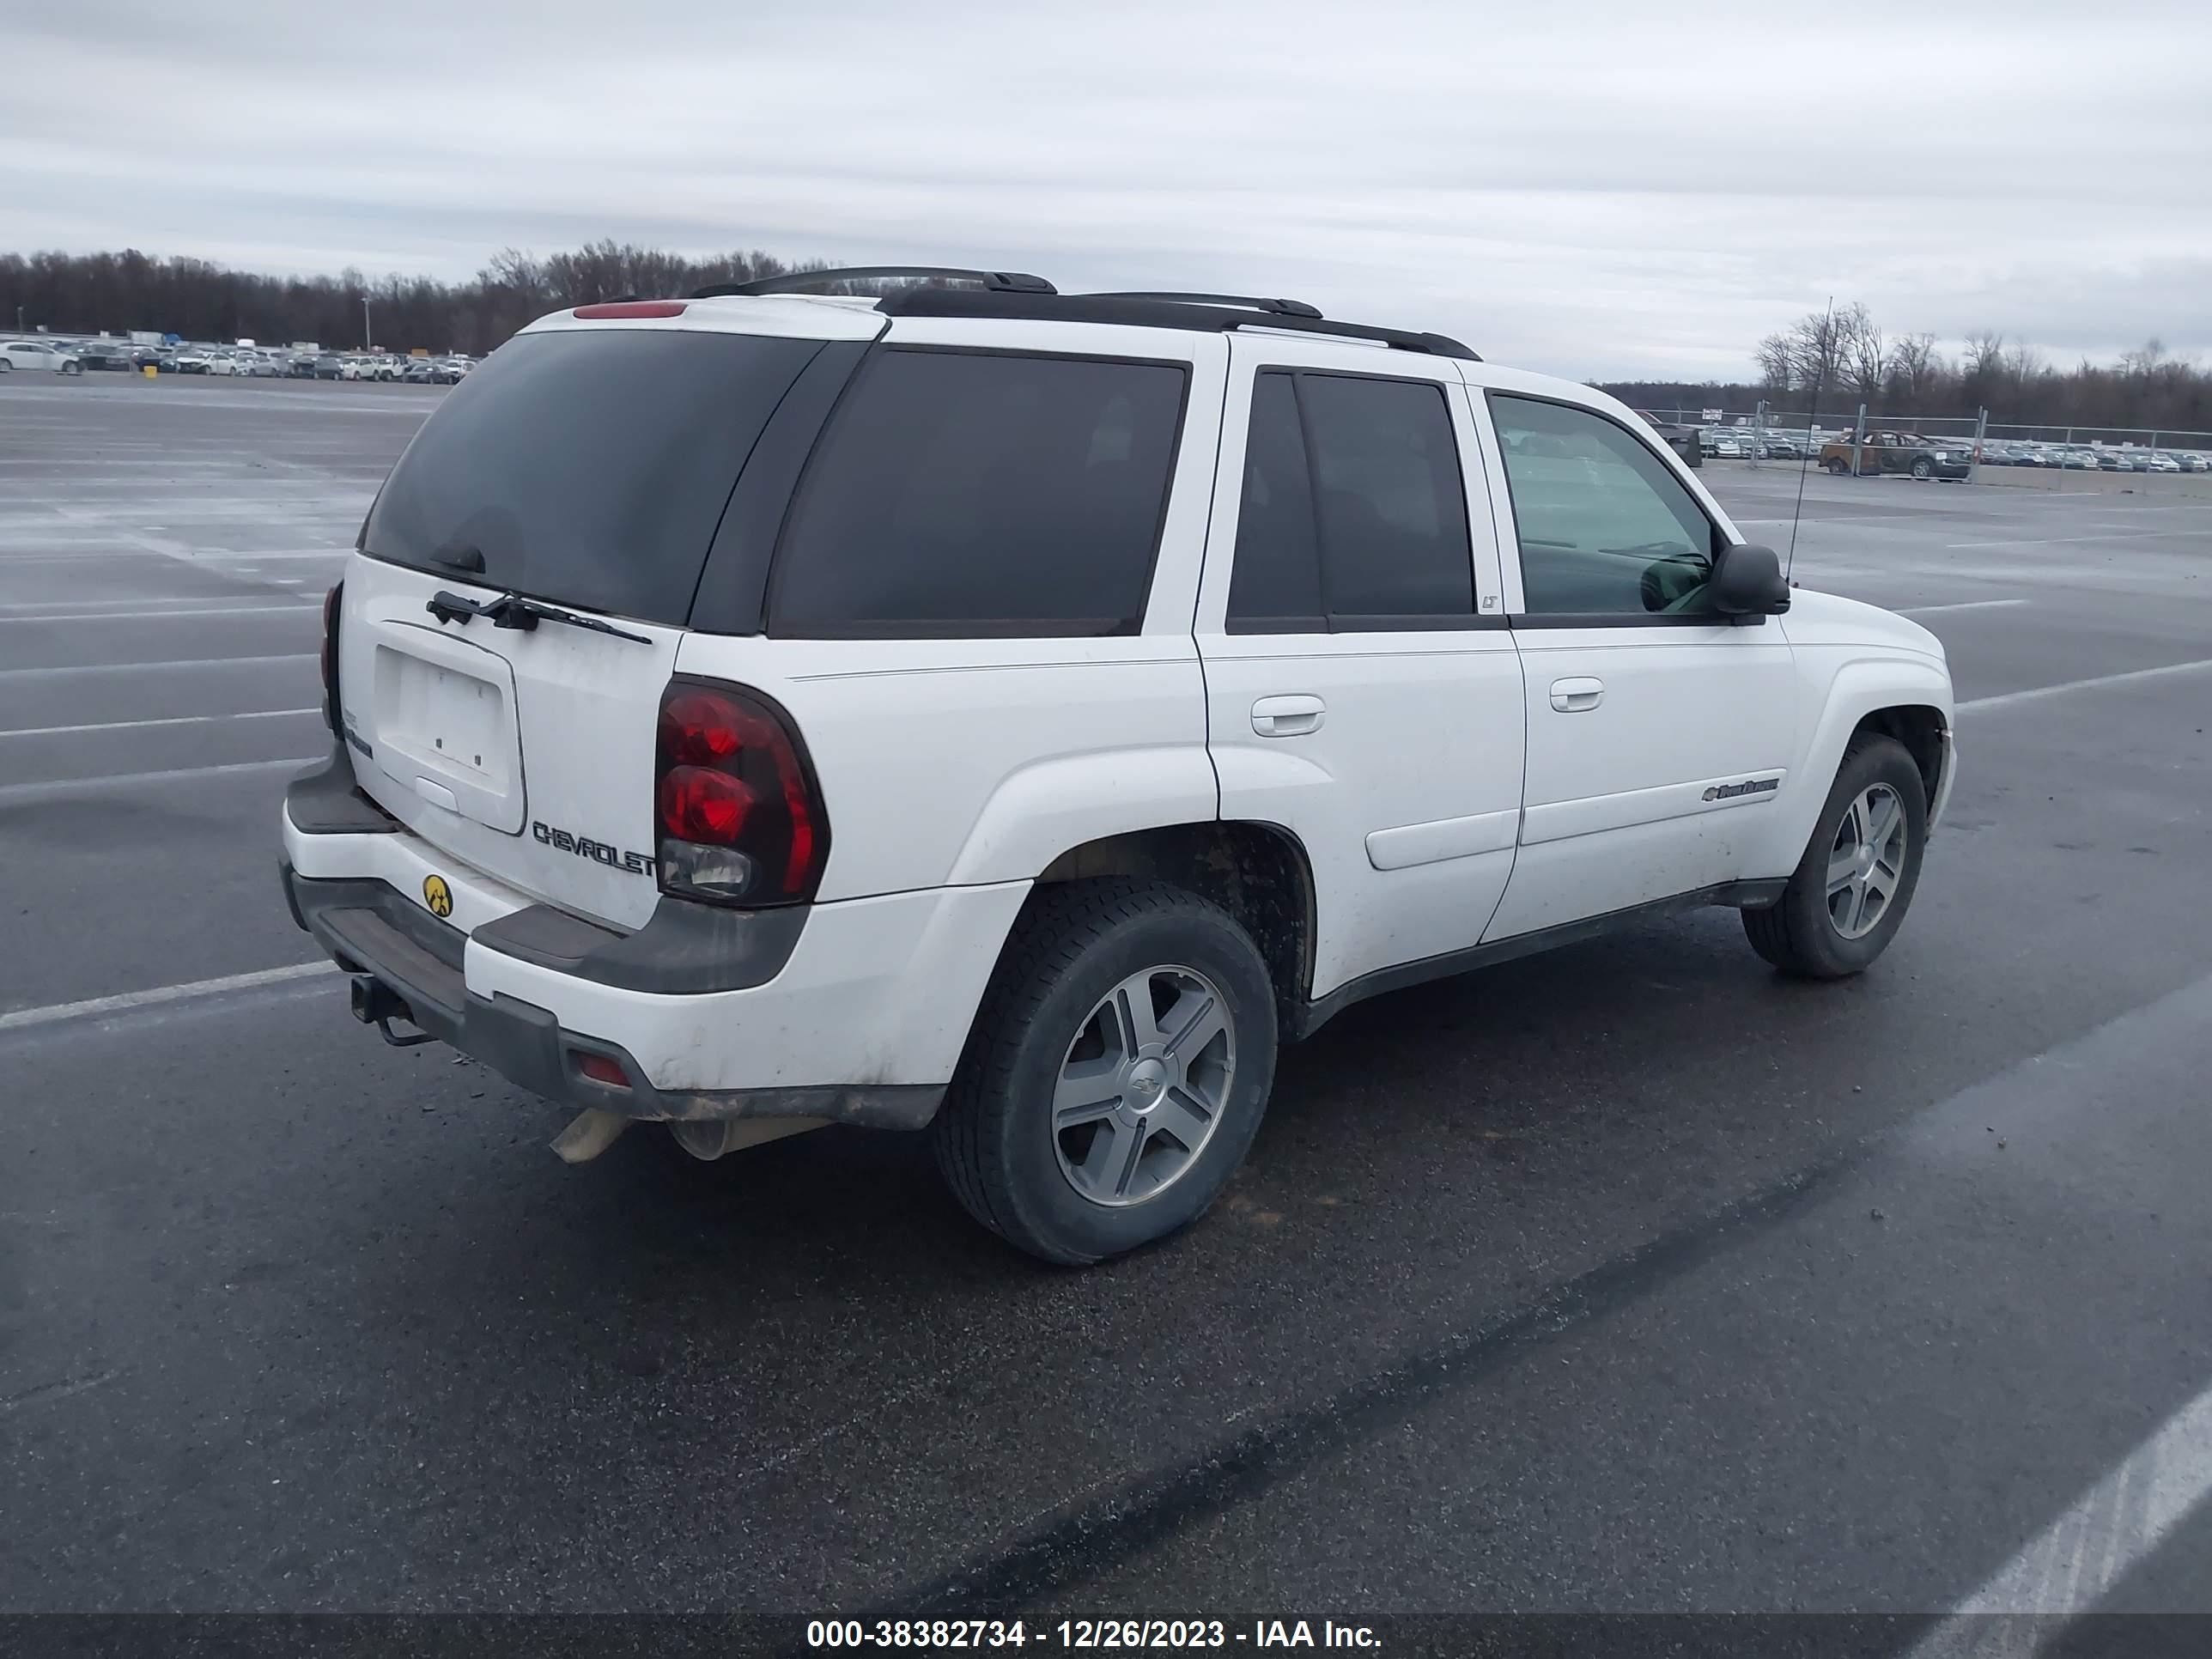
280, 267, 1955, 1264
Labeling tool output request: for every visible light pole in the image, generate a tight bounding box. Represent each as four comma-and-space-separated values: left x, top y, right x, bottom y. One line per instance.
362, 297, 372, 351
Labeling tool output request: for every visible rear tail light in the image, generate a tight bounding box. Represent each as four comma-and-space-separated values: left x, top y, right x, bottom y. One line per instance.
320, 580, 343, 735
653, 678, 829, 908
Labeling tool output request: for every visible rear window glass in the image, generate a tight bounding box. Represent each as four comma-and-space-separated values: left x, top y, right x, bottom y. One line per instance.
767, 348, 1188, 637
362, 329, 820, 626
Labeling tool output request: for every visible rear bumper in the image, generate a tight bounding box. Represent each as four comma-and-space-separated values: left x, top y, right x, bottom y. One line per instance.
279, 746, 1027, 1129
282, 862, 943, 1128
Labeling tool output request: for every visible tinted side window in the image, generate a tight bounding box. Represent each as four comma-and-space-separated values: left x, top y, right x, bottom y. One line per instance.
1491, 394, 1717, 617
1224, 372, 1323, 631
1300, 374, 1474, 623
769, 349, 1188, 638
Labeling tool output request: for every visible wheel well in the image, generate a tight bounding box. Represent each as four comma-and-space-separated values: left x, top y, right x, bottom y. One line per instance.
1853, 705, 1947, 802
1034, 823, 1315, 1034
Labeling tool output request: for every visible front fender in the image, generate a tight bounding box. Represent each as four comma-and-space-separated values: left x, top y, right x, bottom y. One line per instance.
1755, 653, 1954, 875
945, 745, 1221, 886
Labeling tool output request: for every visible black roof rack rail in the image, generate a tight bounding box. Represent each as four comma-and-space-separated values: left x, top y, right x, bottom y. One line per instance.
1091, 291, 1323, 319
872, 286, 1479, 361
691, 266, 1056, 300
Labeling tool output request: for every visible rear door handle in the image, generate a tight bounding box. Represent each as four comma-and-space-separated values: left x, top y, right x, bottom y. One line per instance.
1252, 694, 1326, 737
1549, 677, 1604, 713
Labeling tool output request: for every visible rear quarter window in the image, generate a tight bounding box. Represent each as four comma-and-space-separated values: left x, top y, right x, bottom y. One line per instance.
766, 348, 1189, 638
362, 329, 821, 627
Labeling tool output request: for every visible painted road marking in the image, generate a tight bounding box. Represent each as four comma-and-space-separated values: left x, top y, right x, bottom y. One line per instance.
1907, 1383, 2212, 1651
0, 962, 335, 1033
1943, 529, 2207, 549
0, 653, 315, 680
0, 605, 317, 623
0, 708, 319, 738
0, 601, 320, 619
1958, 657, 2212, 713
0, 755, 319, 801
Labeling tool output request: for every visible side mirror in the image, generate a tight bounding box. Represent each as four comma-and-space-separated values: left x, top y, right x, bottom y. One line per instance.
1709, 543, 1791, 619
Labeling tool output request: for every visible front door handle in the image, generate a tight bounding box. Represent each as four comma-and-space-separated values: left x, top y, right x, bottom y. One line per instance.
1550, 677, 1604, 713
1252, 694, 1326, 737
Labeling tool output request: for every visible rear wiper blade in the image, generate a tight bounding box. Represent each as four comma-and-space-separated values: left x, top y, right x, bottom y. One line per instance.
426, 589, 651, 645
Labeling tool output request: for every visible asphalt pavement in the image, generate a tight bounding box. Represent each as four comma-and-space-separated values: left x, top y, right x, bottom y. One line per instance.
4, 375, 2212, 1643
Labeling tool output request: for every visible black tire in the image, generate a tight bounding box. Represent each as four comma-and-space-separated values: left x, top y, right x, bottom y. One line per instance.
1826, 457, 1848, 475
933, 878, 1278, 1265
1911, 458, 1934, 480
1743, 733, 1928, 979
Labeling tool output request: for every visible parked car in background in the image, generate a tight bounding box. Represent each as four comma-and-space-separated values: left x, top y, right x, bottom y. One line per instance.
170, 348, 211, 374
2179, 453, 2210, 473
204, 350, 238, 376
2143, 452, 2181, 473
70, 341, 137, 371
1701, 432, 1745, 459
2098, 450, 2143, 471
0, 339, 86, 374
1632, 411, 1703, 468
1818, 433, 1971, 480
401, 357, 438, 384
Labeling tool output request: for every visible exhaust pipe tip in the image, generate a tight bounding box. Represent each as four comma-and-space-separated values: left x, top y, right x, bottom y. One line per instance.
551, 1108, 631, 1164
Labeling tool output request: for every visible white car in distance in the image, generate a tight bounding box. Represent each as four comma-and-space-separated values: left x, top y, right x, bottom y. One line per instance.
0, 339, 85, 374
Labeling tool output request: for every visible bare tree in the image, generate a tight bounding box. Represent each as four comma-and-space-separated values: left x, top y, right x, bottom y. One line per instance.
1755, 331, 1796, 390
1762, 305, 1856, 394
2118, 337, 2168, 378
1838, 303, 1886, 405
1886, 332, 1942, 406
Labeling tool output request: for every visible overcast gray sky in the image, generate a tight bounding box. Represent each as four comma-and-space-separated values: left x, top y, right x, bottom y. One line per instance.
6, 0, 2209, 379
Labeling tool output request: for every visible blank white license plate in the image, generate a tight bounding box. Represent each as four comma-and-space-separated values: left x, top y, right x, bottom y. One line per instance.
377, 648, 509, 782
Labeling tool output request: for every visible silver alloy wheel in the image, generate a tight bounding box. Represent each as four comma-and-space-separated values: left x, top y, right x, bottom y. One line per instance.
1050, 963, 1235, 1208
1827, 782, 1907, 939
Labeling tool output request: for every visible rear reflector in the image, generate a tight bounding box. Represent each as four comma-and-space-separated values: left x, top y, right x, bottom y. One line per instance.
572, 1051, 630, 1088
571, 301, 687, 319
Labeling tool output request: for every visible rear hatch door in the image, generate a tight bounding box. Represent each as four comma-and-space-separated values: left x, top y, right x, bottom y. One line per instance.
339, 319, 848, 928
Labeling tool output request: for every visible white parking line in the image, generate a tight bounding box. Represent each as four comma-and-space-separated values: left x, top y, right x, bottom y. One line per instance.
0, 605, 317, 623
1943, 530, 2204, 549
0, 755, 318, 801
1896, 599, 2029, 617
0, 962, 334, 1033
0, 708, 318, 738
0, 601, 307, 619
1907, 1382, 2212, 1650
1958, 657, 2212, 713
0, 653, 314, 680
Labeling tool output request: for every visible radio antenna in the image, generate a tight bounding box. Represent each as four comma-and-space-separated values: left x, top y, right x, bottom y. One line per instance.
1785, 295, 1832, 582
